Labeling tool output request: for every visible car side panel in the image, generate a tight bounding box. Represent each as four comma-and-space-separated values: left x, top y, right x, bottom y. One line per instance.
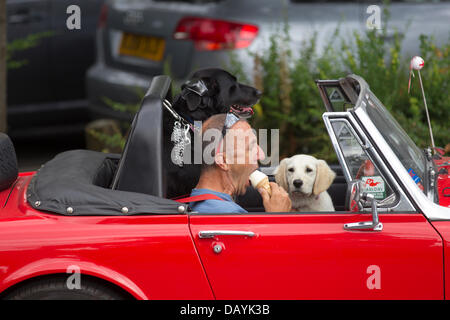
0, 176, 213, 299
191, 213, 444, 299
429, 221, 450, 300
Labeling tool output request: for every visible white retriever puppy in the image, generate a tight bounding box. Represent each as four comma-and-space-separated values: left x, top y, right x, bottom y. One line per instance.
275, 154, 336, 212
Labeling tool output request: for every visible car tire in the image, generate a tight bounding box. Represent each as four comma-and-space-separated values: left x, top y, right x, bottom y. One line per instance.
3, 276, 130, 300
0, 133, 18, 191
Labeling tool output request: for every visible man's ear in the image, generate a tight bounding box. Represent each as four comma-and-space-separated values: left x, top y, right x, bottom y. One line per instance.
214, 152, 229, 171
275, 158, 289, 192
313, 159, 336, 195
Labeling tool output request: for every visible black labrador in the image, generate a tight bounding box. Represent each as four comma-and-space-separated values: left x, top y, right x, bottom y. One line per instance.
164, 68, 262, 198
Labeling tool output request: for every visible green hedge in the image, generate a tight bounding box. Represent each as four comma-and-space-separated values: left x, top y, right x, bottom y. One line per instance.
228, 16, 449, 162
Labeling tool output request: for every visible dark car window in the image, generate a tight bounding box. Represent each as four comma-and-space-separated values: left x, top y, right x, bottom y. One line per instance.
152, 0, 223, 3
291, 0, 450, 2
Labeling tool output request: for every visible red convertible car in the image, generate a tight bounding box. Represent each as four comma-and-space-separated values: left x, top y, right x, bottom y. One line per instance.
0, 75, 449, 300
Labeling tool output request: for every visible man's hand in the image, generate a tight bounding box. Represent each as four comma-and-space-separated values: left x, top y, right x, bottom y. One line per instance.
258, 182, 291, 212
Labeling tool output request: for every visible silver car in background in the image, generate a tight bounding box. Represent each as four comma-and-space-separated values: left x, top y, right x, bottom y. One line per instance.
86, 0, 450, 121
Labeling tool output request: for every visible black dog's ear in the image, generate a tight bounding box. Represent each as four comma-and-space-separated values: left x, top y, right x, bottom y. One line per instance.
180, 76, 219, 111
181, 78, 210, 111
183, 91, 202, 111
199, 96, 215, 109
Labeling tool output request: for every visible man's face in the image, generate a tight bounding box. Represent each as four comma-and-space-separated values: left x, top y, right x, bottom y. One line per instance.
224, 121, 265, 195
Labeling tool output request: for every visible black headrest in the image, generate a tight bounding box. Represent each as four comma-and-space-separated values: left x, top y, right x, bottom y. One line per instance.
0, 133, 18, 191
110, 76, 172, 197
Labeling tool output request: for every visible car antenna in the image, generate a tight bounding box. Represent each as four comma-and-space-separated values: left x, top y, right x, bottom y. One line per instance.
408, 56, 435, 153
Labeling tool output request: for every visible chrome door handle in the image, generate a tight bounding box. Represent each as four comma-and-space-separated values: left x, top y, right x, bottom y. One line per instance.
198, 230, 255, 239
344, 220, 383, 231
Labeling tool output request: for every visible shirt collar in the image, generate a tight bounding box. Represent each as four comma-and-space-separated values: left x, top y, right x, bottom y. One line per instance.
191, 188, 234, 202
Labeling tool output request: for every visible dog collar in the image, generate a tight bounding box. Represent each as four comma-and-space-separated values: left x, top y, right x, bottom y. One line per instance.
163, 99, 200, 133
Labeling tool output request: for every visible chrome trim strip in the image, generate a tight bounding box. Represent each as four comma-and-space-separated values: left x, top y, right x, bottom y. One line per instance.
198, 230, 256, 239
322, 114, 353, 183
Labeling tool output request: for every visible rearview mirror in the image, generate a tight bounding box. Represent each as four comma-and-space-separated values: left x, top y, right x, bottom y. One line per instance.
344, 180, 383, 231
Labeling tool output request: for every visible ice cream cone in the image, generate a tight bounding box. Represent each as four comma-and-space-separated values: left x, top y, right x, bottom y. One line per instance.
256, 177, 271, 197
250, 170, 272, 197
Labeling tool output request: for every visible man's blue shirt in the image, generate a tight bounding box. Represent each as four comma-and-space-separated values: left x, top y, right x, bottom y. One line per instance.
189, 188, 248, 213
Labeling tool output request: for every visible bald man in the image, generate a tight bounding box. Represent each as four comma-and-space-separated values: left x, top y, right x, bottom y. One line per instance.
189, 113, 291, 213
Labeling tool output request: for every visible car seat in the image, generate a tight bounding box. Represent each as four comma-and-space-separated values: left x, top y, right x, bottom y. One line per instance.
111, 75, 172, 198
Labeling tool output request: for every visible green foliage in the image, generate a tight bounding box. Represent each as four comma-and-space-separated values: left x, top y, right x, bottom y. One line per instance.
94, 58, 180, 153
94, 12, 449, 158
102, 96, 140, 114
86, 128, 126, 153
229, 13, 450, 162
97, 90, 143, 152
6, 31, 54, 69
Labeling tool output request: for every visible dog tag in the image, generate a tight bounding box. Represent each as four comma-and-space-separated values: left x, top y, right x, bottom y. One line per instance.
183, 123, 191, 145
171, 121, 185, 167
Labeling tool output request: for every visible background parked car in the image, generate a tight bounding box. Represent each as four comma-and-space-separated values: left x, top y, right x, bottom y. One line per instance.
6, 0, 104, 138
86, 0, 450, 121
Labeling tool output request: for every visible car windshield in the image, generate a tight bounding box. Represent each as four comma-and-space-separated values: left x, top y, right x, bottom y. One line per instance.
363, 91, 427, 194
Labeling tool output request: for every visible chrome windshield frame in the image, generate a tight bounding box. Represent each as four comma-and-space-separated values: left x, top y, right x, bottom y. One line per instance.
346, 75, 450, 220
323, 111, 415, 213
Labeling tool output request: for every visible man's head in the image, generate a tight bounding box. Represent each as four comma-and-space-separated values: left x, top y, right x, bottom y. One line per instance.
200, 114, 265, 196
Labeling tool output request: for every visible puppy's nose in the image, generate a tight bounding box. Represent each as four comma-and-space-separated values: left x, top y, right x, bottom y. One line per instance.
293, 179, 303, 188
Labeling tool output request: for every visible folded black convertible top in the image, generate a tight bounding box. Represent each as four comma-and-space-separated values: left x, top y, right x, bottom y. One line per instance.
27, 150, 184, 216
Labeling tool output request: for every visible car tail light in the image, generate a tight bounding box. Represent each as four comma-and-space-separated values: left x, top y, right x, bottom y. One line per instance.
173, 17, 258, 51
98, 4, 108, 29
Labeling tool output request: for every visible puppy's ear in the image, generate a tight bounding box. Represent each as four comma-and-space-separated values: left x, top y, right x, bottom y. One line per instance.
274, 158, 289, 192
313, 160, 336, 195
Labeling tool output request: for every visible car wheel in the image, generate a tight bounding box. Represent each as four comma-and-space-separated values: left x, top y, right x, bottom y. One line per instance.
0, 133, 18, 191
3, 276, 130, 300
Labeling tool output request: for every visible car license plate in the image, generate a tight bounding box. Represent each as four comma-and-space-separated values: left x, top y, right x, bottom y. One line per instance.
119, 33, 165, 61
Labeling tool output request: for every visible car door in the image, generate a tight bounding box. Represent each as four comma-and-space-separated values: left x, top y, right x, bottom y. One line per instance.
189, 115, 444, 300
190, 212, 442, 299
